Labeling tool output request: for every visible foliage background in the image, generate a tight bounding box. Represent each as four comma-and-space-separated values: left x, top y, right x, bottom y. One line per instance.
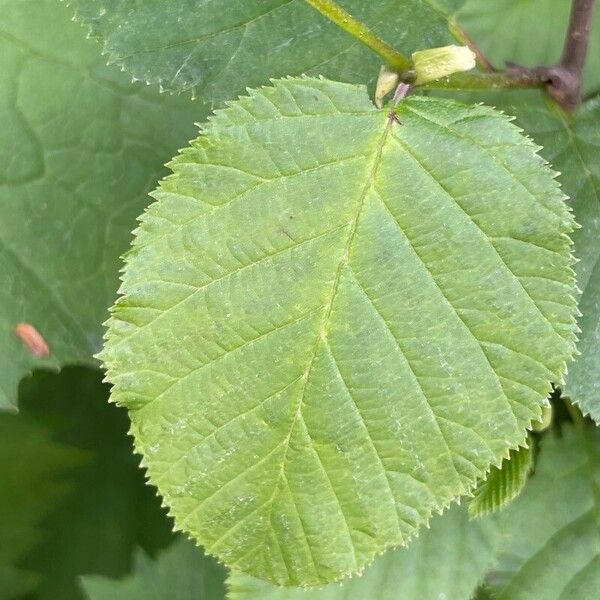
1, 0, 599, 599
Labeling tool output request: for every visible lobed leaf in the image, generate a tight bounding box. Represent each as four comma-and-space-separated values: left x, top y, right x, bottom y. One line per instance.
0, 0, 200, 410
486, 423, 600, 599
68, 0, 462, 96
227, 504, 498, 600
102, 77, 578, 586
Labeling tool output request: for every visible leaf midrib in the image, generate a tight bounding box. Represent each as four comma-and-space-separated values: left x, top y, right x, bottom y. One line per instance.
257, 110, 394, 572
110, 152, 372, 357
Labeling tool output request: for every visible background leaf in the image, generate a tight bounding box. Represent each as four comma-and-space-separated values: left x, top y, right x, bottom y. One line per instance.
69, 0, 462, 96
486, 423, 600, 599
0, 407, 83, 599
4, 368, 176, 600
82, 538, 227, 600
227, 504, 498, 600
0, 0, 200, 411
102, 77, 577, 586
458, 0, 600, 94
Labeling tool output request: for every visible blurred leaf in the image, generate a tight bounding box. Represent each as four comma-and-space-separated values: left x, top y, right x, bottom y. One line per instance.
0, 409, 83, 599
486, 423, 600, 599
457, 0, 600, 94
227, 504, 498, 600
0, 567, 37, 600
81, 537, 227, 600
472, 585, 496, 600
469, 442, 533, 518
0, 0, 199, 410
17, 368, 175, 600
69, 0, 461, 95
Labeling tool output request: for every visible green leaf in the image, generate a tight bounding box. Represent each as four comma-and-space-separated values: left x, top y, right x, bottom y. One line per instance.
69, 0, 459, 96
102, 77, 577, 586
433, 0, 467, 12
0, 567, 37, 600
0, 409, 83, 599
457, 0, 600, 94
469, 441, 533, 518
486, 423, 600, 599
17, 367, 175, 600
227, 504, 498, 600
504, 98, 600, 423
81, 538, 227, 600
472, 585, 496, 600
0, 0, 199, 411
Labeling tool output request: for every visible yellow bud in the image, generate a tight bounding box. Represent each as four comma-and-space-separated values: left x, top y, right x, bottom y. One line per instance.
412, 45, 476, 85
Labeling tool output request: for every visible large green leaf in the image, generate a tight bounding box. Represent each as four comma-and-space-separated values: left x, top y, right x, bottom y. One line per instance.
227, 504, 498, 600
17, 368, 175, 600
102, 77, 577, 586
69, 0, 460, 96
486, 423, 600, 599
0, 410, 83, 599
81, 538, 227, 600
0, 0, 199, 411
503, 98, 600, 422
457, 0, 600, 94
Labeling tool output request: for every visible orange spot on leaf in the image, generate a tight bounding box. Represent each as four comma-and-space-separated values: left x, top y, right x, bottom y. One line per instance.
15, 323, 50, 358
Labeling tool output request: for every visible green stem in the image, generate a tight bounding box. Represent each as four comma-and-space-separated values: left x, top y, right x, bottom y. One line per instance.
419, 70, 544, 91
305, 0, 590, 100
304, 0, 411, 72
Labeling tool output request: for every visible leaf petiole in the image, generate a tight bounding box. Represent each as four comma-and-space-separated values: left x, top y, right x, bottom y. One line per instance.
304, 0, 411, 72
304, 0, 548, 94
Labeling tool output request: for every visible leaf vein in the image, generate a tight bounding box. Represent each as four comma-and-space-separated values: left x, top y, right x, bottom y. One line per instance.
389, 130, 564, 341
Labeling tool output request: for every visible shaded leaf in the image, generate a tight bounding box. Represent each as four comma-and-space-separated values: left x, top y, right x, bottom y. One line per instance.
0, 0, 199, 410
17, 368, 175, 600
102, 77, 577, 586
0, 409, 83, 599
0, 567, 38, 600
82, 537, 226, 600
469, 442, 533, 518
227, 504, 498, 600
486, 424, 600, 599
69, 0, 460, 95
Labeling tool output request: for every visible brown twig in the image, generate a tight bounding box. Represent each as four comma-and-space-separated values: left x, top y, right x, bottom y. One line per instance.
306, 0, 596, 107
507, 0, 597, 112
